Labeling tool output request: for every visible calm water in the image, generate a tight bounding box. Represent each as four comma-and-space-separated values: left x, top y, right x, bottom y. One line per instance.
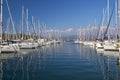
0, 42, 120, 80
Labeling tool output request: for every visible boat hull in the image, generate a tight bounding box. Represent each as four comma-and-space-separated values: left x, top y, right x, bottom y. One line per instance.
1, 44, 20, 53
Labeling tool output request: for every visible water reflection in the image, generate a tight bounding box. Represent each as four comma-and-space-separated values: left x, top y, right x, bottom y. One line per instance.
0, 43, 120, 80
96, 50, 120, 80
75, 44, 120, 80
0, 61, 3, 80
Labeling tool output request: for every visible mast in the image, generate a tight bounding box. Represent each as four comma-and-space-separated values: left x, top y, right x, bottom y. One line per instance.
115, 0, 118, 40
38, 20, 40, 39
32, 16, 37, 40
104, 1, 115, 40
26, 8, 29, 39
6, 0, 16, 39
115, 0, 118, 26
6, 18, 10, 40
32, 16, 34, 39
107, 0, 110, 23
101, 8, 105, 40
0, 0, 3, 41
21, 6, 24, 40
118, 0, 120, 40
107, 0, 110, 40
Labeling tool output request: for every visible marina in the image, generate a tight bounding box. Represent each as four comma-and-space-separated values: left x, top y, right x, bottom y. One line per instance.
0, 0, 120, 80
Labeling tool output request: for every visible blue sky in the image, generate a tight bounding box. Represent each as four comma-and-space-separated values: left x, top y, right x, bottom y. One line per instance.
2, 0, 115, 33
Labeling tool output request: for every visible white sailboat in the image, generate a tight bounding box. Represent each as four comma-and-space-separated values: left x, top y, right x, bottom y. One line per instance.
96, 42, 104, 49
19, 8, 38, 49
117, 0, 120, 52
103, 40, 119, 51
19, 42, 38, 49
96, 8, 106, 49
0, 0, 20, 53
1, 43, 19, 53
102, 0, 119, 51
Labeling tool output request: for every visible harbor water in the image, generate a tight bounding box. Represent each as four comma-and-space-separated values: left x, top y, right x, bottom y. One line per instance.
0, 42, 120, 80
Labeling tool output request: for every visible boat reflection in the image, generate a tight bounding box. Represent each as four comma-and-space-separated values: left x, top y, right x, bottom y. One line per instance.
96, 50, 120, 80
76, 44, 120, 80
0, 61, 3, 80
0, 53, 21, 60
96, 49, 120, 66
97, 50, 120, 58
0, 43, 120, 80
0, 49, 40, 80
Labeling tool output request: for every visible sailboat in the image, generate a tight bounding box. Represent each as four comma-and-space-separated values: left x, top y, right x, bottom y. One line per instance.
118, 0, 120, 52
0, 0, 20, 53
19, 7, 38, 49
102, 0, 119, 51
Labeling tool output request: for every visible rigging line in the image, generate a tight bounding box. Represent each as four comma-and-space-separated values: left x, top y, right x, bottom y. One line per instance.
5, 0, 16, 34
97, 8, 107, 40
104, 0, 115, 39
31, 16, 37, 40
96, 13, 103, 40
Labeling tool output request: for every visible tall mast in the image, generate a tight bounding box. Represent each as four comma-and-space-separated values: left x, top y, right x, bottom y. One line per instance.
118, 0, 120, 40
0, 0, 3, 41
32, 16, 34, 39
116, 0, 118, 26
115, 0, 118, 40
26, 8, 29, 39
38, 20, 40, 38
21, 6, 24, 40
6, 0, 17, 39
107, 0, 110, 23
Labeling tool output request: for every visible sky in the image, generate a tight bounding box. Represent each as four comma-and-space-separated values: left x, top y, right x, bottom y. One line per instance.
2, 0, 115, 35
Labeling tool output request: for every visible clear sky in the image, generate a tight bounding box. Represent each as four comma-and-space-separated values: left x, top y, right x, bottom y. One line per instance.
2, 0, 115, 33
